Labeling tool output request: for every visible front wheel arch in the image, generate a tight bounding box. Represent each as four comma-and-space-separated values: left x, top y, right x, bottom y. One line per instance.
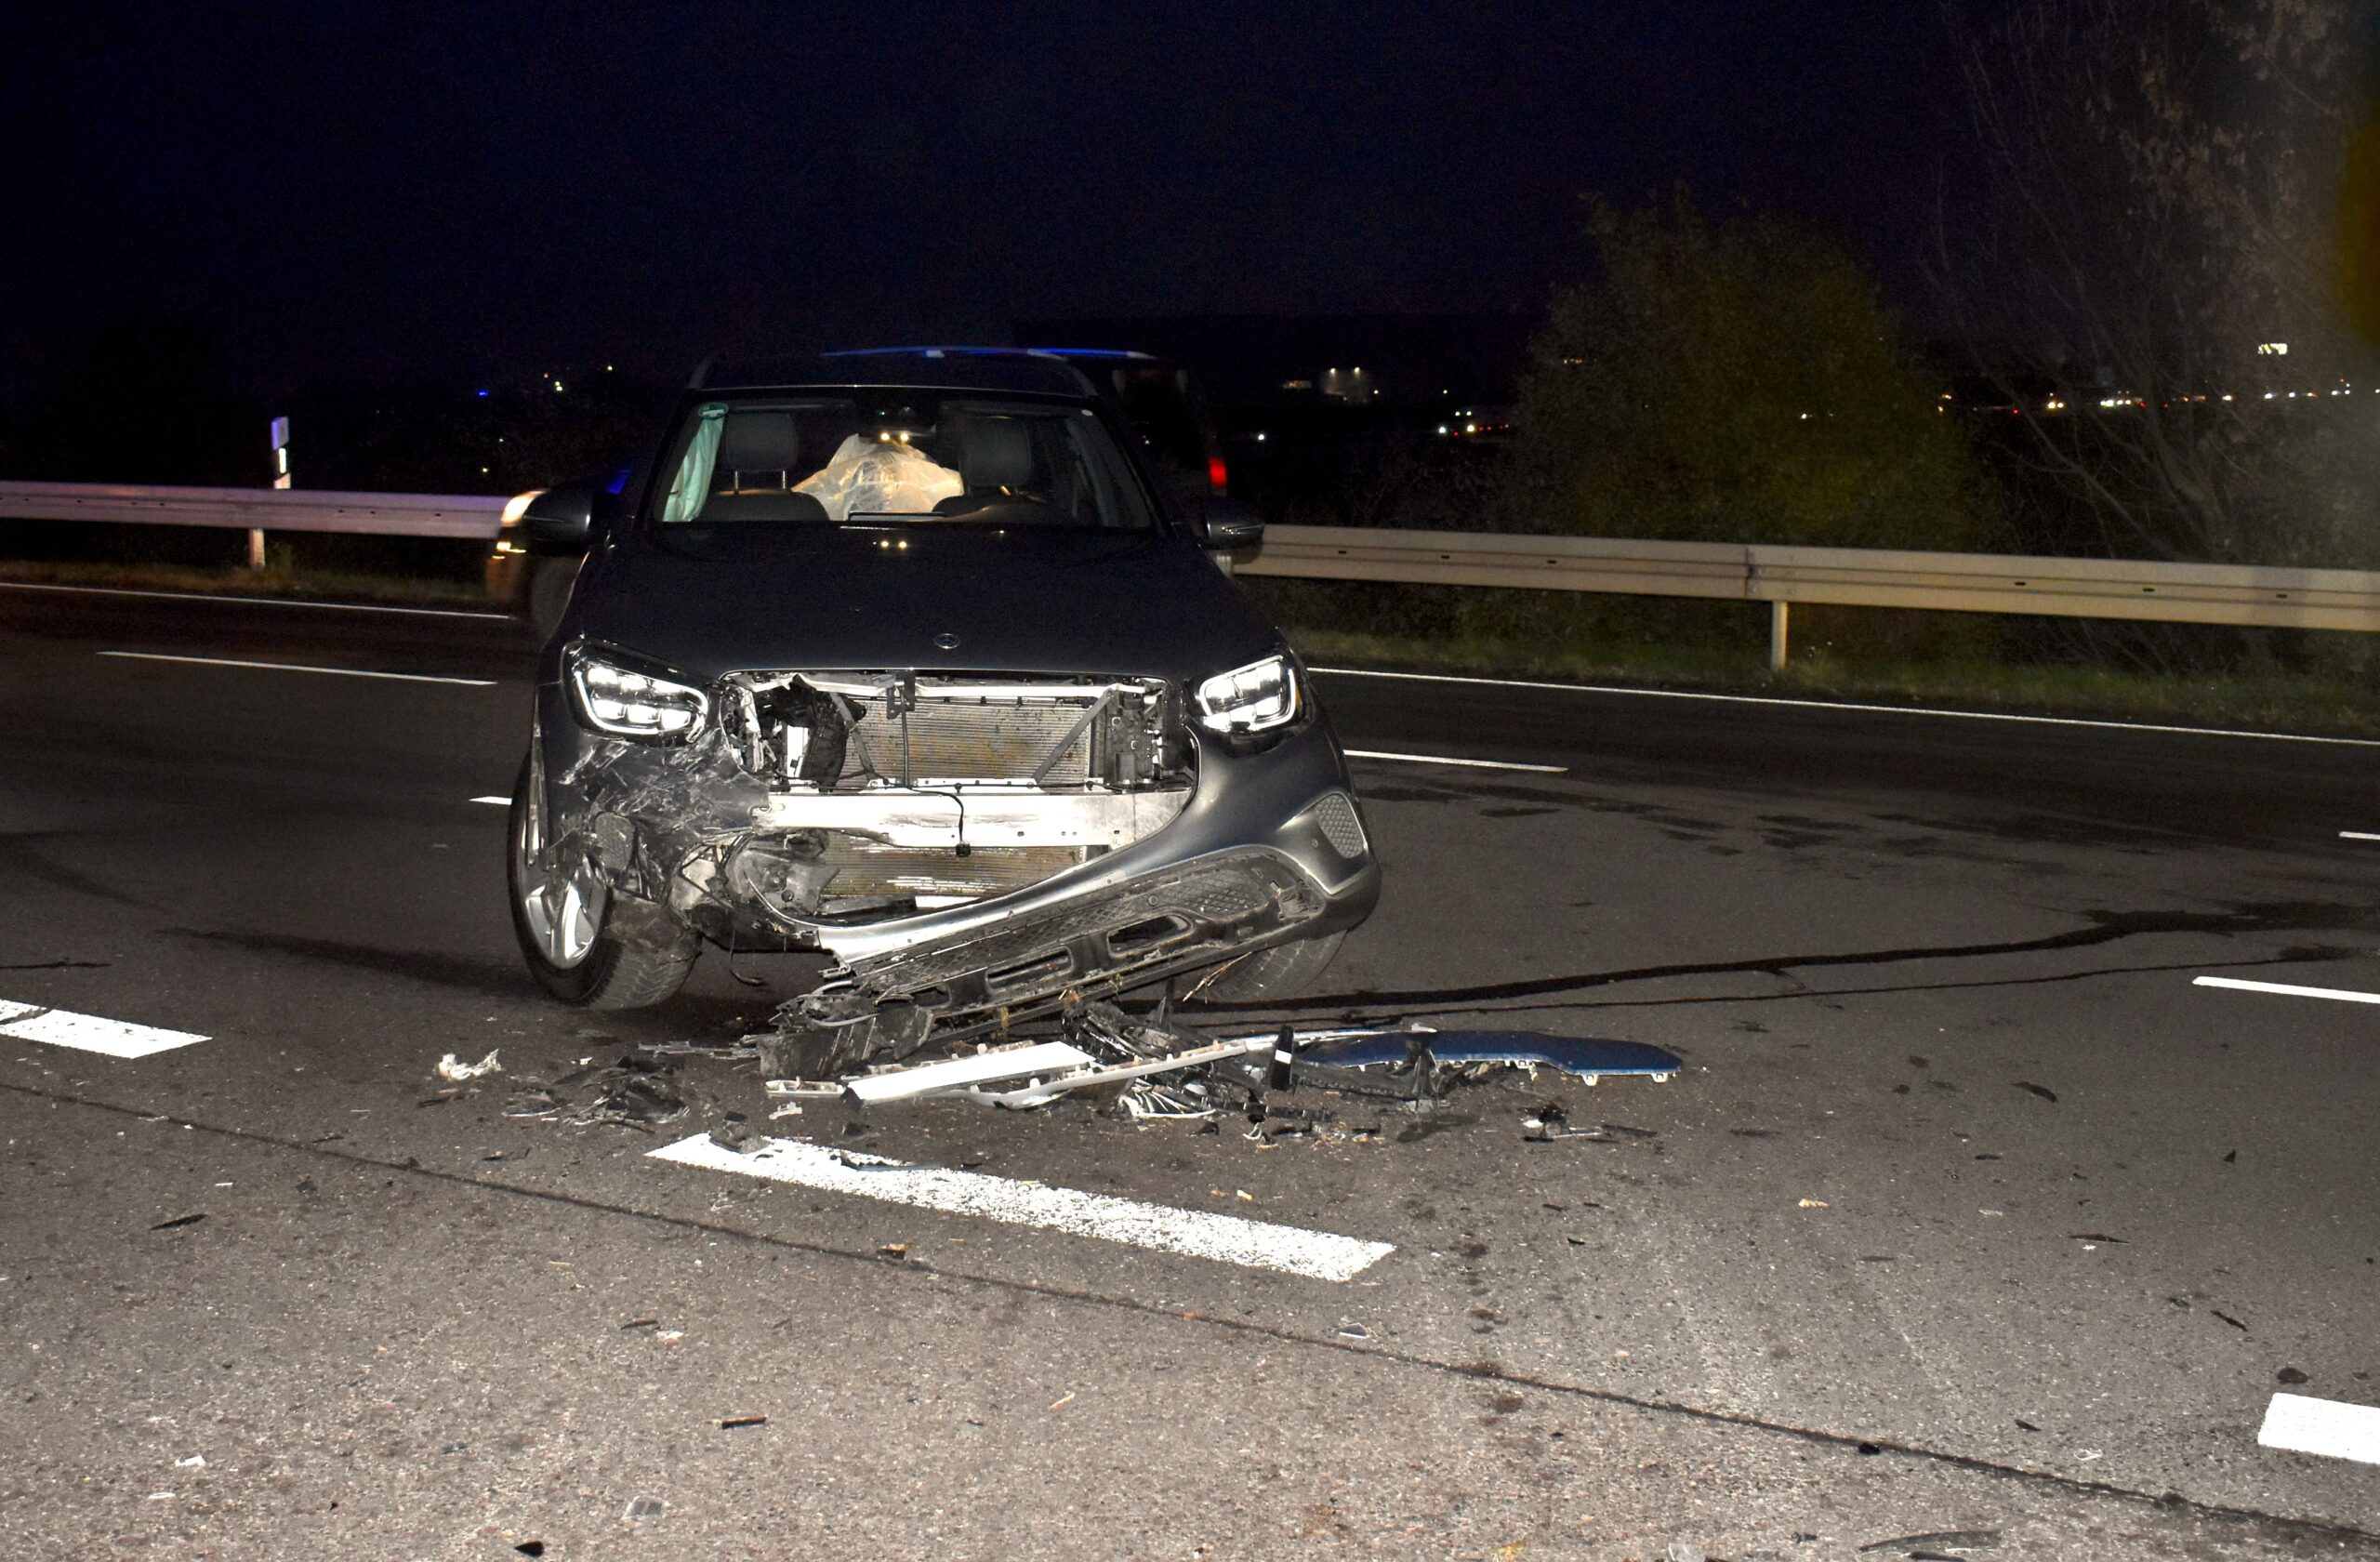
506, 753, 698, 1009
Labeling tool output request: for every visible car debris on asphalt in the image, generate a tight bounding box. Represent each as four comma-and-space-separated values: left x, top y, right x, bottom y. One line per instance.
499, 993, 1681, 1148
736, 997, 1682, 1118
434, 1048, 503, 1081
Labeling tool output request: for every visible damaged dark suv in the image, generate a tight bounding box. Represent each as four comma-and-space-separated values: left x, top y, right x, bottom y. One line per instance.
506, 351, 1378, 1069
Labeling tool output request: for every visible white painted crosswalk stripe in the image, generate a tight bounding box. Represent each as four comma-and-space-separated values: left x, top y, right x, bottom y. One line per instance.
650, 1133, 1395, 1282
0, 999, 207, 1058
2260, 1392, 2380, 1466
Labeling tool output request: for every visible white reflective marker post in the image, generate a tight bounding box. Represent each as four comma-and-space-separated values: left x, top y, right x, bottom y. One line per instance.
256, 416, 291, 568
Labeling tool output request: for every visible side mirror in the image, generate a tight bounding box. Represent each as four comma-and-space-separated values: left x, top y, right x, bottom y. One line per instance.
1198, 495, 1264, 551
522, 482, 599, 553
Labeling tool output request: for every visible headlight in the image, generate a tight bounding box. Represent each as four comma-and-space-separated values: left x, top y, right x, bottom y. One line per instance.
568, 647, 708, 739
1193, 654, 1302, 735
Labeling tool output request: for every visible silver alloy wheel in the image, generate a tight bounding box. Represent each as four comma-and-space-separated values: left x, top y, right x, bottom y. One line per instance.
515, 755, 606, 970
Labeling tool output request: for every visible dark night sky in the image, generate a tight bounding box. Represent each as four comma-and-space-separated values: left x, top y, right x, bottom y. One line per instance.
2, 2, 1971, 390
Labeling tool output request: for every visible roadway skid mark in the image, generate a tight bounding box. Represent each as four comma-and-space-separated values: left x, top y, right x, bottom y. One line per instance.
648, 1132, 1395, 1282
0, 999, 205, 1058
2261, 1394, 2380, 1467
2194, 975, 2380, 1006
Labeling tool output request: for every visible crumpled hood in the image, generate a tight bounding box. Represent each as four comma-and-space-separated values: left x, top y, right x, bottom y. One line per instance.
566, 524, 1283, 682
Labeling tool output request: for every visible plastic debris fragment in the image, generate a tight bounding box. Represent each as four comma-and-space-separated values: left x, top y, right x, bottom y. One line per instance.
708, 1114, 761, 1154
436, 1049, 503, 1081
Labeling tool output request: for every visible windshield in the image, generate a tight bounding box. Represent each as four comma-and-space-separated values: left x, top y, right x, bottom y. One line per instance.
652, 394, 1157, 530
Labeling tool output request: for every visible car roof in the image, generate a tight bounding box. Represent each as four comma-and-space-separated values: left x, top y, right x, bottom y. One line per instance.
694, 350, 1098, 397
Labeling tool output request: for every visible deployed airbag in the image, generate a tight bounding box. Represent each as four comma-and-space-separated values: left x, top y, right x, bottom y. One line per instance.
794, 434, 963, 521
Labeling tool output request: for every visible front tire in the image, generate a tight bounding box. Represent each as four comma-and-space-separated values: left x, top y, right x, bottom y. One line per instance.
508, 754, 697, 1009
526, 556, 577, 640
1195, 930, 1345, 1003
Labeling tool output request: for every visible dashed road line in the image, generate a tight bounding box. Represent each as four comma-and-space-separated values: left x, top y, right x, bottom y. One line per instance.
2340, 831, 2380, 842
1312, 666, 2380, 748
469, 796, 512, 806
650, 1133, 1395, 1282
1344, 749, 1567, 774
0, 999, 207, 1058
98, 650, 495, 686
2260, 1393, 2380, 1467
0, 580, 509, 619
2193, 975, 2380, 1006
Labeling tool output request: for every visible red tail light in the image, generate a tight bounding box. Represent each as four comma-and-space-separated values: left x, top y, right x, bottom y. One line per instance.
1208, 455, 1229, 494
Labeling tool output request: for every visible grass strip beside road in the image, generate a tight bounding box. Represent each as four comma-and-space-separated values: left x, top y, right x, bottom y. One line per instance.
1283, 623, 2380, 742
0, 557, 491, 610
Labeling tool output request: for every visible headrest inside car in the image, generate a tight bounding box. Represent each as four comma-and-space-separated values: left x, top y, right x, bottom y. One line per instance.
715, 411, 798, 493
958, 417, 1035, 491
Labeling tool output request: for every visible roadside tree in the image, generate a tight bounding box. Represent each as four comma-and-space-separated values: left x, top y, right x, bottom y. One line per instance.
1508, 192, 1984, 551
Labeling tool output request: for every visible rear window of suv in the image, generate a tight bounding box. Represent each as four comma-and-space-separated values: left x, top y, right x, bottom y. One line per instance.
652, 394, 1157, 531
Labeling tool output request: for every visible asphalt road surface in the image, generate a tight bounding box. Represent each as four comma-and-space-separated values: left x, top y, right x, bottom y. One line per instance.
3, 578, 2378, 1560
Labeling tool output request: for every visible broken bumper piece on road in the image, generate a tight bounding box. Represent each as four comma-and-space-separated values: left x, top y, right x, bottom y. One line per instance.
768, 1000, 1684, 1114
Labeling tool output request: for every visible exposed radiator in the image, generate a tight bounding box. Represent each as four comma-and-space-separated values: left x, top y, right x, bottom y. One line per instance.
841, 698, 1097, 786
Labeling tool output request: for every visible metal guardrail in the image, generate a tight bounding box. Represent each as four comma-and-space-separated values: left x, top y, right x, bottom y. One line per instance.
1241, 525, 2380, 667
0, 480, 507, 540
8, 481, 2380, 668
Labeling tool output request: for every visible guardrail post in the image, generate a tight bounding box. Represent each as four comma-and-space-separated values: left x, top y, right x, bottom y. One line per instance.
1767, 600, 1789, 671
245, 528, 266, 570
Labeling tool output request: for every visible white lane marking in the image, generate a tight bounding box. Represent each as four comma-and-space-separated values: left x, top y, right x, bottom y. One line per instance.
0, 999, 207, 1058
98, 651, 495, 687
2260, 1393, 2380, 1466
0, 580, 509, 619
1310, 666, 2380, 748
2340, 831, 2380, 842
1343, 748, 1568, 774
2193, 975, 2380, 1006
469, 796, 512, 806
650, 1133, 1395, 1282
